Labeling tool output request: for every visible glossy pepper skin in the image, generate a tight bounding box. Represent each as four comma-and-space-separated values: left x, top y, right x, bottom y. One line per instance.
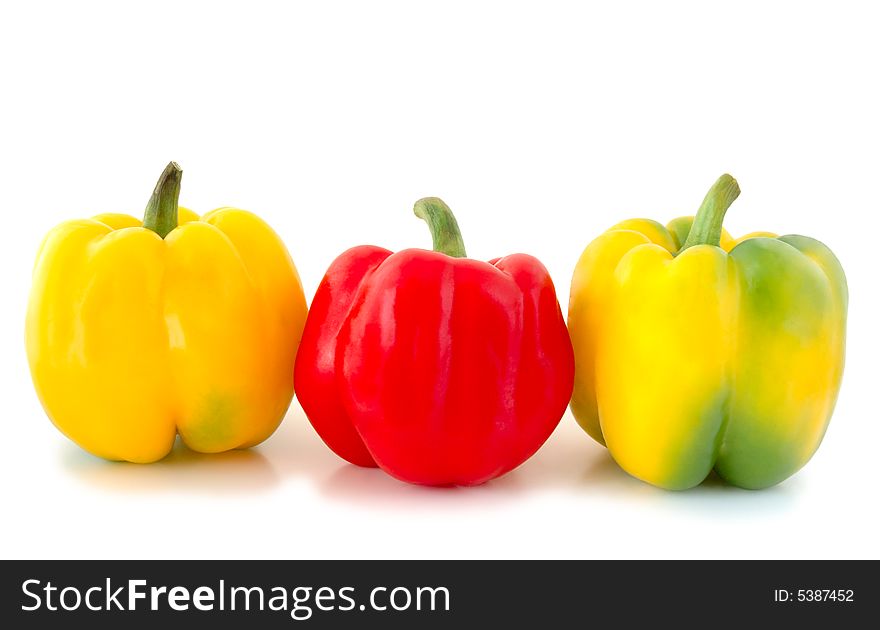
568, 175, 847, 490
26, 163, 307, 463
295, 198, 574, 486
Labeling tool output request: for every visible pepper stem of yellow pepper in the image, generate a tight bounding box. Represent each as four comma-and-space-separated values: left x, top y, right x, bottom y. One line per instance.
413, 197, 467, 258
142, 161, 183, 238
680, 174, 741, 251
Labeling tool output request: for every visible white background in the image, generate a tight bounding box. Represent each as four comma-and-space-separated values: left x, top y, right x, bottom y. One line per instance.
1, 1, 878, 559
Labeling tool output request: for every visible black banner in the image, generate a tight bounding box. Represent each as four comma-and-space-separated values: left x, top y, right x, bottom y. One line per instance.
0, 560, 874, 627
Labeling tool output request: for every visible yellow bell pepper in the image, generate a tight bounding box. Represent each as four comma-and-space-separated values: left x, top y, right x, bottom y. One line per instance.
26, 162, 307, 463
568, 175, 847, 490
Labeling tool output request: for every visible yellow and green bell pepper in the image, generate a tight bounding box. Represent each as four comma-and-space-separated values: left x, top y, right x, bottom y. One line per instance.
568, 175, 847, 490
26, 163, 308, 463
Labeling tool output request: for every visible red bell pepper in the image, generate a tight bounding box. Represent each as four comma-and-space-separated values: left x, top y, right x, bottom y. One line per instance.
294, 198, 574, 486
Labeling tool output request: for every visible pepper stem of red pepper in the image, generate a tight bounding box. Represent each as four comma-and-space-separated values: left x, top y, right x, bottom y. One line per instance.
680, 174, 741, 251
413, 197, 467, 258
142, 161, 183, 238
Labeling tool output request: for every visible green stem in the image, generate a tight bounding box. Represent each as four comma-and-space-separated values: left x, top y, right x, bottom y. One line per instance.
142, 162, 183, 238
680, 174, 740, 251
413, 197, 467, 258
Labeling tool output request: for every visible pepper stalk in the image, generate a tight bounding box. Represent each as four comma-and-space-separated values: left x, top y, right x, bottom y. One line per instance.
143, 161, 183, 238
